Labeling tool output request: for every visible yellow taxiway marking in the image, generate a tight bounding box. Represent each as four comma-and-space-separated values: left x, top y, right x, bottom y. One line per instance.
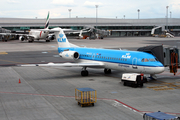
0, 59, 22, 64
0, 52, 8, 55
147, 86, 168, 89
153, 87, 175, 91
147, 81, 180, 91
148, 86, 175, 91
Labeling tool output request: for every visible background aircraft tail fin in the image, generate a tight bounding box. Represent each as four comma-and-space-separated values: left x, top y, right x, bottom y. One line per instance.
45, 12, 49, 29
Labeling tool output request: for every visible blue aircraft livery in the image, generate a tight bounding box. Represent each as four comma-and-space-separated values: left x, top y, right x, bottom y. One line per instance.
57, 34, 66, 42
58, 47, 163, 68
22, 28, 165, 78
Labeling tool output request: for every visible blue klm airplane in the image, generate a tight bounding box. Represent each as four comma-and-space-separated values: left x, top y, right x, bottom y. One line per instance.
22, 28, 165, 78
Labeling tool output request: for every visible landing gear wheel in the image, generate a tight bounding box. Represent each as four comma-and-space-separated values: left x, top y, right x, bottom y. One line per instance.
123, 82, 127, 86
29, 38, 34, 43
139, 83, 143, 87
81, 70, 89, 76
46, 40, 50, 42
104, 69, 111, 74
28, 39, 34, 43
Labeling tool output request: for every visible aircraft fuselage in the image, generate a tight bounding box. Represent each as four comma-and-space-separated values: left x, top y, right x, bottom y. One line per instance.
58, 47, 165, 74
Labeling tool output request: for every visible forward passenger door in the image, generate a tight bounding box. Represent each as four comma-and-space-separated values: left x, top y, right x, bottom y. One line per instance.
132, 58, 137, 69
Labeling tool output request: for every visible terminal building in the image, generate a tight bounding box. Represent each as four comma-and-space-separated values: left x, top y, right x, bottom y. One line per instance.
0, 17, 180, 37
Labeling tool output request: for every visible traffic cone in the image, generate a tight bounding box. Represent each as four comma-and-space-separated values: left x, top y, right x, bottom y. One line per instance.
19, 79, 21, 83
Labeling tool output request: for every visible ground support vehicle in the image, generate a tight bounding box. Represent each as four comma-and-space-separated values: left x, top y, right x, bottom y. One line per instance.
121, 73, 146, 87
143, 111, 180, 120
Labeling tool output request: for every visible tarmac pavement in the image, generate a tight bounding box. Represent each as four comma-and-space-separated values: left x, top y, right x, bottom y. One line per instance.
0, 37, 180, 120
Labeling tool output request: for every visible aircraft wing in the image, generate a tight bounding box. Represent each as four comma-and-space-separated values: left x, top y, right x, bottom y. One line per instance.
20, 62, 104, 67
66, 31, 90, 34
0, 33, 17, 35
27, 34, 36, 38
17, 34, 36, 39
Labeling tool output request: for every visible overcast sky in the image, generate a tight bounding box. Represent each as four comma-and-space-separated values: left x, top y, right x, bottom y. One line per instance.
0, 0, 179, 19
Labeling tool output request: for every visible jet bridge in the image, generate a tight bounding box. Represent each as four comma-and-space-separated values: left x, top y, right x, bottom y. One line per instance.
137, 45, 180, 75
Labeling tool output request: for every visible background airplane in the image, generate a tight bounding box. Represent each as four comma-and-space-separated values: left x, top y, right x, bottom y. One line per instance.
18, 12, 54, 43
21, 28, 165, 80
0, 12, 53, 42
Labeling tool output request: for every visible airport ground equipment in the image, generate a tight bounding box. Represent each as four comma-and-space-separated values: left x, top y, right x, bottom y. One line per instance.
143, 111, 180, 120
138, 45, 180, 75
151, 27, 175, 38
121, 73, 146, 87
75, 88, 97, 107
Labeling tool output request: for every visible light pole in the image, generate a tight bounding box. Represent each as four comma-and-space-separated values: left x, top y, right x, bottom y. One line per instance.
68, 9, 72, 18
124, 15, 125, 19
137, 9, 140, 19
166, 6, 169, 30
170, 11, 172, 18
95, 5, 98, 29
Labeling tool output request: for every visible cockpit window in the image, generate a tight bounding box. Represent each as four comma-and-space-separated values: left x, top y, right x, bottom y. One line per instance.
141, 58, 149, 62
141, 58, 144, 62
142, 58, 157, 62
155, 58, 159, 61
144, 58, 149, 62
149, 58, 156, 62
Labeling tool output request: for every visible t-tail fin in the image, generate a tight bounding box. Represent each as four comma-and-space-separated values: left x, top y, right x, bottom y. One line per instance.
45, 12, 50, 29
53, 28, 71, 48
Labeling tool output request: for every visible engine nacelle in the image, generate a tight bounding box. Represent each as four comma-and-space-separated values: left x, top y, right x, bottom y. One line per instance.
47, 35, 55, 40
59, 51, 79, 60
19, 36, 25, 41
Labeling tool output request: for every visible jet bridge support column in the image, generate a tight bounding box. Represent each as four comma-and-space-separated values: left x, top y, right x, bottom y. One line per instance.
164, 47, 180, 75
170, 52, 178, 75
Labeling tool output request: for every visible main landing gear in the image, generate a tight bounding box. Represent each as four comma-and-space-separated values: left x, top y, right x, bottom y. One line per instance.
81, 67, 89, 76
104, 68, 111, 74
28, 38, 34, 43
80, 68, 112, 76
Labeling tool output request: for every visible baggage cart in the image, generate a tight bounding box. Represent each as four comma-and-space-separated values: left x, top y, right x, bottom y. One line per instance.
75, 88, 97, 107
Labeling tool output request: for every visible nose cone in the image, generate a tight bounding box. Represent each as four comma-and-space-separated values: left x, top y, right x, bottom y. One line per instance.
155, 62, 165, 74
156, 61, 164, 67
156, 66, 165, 74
